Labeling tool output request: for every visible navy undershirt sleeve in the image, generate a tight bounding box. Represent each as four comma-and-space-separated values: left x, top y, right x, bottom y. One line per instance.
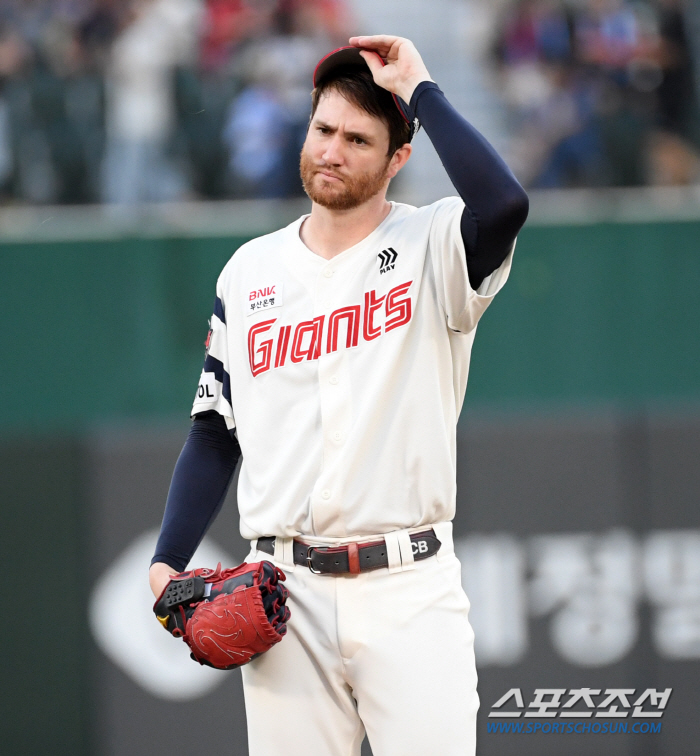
151, 411, 241, 572
410, 81, 529, 290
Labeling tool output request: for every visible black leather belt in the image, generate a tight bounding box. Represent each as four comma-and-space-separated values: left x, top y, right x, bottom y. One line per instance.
256, 530, 441, 575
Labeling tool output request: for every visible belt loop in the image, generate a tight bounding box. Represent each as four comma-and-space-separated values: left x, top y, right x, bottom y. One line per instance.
347, 542, 360, 574
397, 530, 416, 571
274, 536, 296, 572
247, 538, 259, 562
433, 521, 454, 561
384, 531, 402, 573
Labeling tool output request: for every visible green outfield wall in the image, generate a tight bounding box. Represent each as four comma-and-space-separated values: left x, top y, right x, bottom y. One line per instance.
1, 217, 699, 432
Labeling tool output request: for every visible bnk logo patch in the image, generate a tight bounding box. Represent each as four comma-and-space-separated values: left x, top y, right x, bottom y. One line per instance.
246, 282, 284, 316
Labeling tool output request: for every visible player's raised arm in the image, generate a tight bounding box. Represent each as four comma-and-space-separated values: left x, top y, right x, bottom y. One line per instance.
350, 35, 529, 290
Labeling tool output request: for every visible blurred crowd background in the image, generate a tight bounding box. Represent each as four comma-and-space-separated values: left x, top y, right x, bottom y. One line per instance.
0, 0, 698, 208
494, 0, 700, 188
0, 0, 352, 206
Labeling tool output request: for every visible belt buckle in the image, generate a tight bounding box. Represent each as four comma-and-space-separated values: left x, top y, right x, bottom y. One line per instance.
305, 545, 325, 574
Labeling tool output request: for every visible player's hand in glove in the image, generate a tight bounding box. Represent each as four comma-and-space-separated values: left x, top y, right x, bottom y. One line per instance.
153, 561, 291, 670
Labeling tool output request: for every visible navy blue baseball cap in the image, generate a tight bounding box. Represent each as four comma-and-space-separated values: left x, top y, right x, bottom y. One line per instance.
313, 46, 420, 142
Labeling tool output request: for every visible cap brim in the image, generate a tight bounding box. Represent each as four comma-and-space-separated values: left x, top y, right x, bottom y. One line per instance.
313, 46, 419, 141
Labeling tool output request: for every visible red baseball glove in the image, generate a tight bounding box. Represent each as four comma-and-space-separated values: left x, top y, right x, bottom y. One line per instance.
153, 561, 290, 670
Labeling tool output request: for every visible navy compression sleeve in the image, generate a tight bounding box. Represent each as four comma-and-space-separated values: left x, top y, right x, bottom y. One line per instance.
151, 411, 241, 572
410, 81, 529, 290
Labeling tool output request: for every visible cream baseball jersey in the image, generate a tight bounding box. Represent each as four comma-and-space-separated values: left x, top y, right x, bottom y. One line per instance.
192, 197, 513, 540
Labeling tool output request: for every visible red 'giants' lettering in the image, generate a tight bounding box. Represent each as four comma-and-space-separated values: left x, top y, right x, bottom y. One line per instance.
327, 305, 360, 353
291, 316, 325, 363
363, 290, 385, 341
248, 318, 276, 376
275, 325, 291, 367
247, 281, 412, 377
385, 281, 412, 332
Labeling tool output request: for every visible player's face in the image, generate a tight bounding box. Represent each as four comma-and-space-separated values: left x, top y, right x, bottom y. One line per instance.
300, 91, 409, 211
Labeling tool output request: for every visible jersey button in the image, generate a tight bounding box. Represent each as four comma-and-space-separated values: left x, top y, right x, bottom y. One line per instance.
329, 376, 339, 385
323, 269, 333, 278
321, 489, 331, 500
333, 431, 342, 442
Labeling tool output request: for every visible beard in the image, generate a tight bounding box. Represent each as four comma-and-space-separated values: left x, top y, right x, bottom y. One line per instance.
299, 150, 391, 211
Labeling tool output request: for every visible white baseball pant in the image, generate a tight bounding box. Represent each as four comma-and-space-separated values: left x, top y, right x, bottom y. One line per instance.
243, 523, 479, 756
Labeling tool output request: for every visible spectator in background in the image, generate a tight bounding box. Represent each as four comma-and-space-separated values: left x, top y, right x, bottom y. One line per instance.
0, 93, 12, 195
101, 0, 202, 205
495, 0, 578, 184
222, 52, 291, 198
78, 0, 120, 70
656, 0, 697, 137
200, 0, 277, 73
575, 0, 641, 73
645, 0, 700, 184
221, 0, 351, 197
0, 23, 28, 196
270, 0, 352, 193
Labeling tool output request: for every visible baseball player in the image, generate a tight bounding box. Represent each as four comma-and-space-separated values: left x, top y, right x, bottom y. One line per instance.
150, 35, 528, 756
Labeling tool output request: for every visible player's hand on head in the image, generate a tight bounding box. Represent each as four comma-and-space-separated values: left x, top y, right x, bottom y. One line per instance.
349, 35, 433, 104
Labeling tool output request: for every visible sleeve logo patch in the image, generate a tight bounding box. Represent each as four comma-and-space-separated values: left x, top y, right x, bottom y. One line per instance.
193, 372, 218, 405
246, 283, 283, 316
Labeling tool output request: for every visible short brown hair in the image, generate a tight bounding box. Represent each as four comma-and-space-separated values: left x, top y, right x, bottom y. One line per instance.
310, 68, 411, 156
